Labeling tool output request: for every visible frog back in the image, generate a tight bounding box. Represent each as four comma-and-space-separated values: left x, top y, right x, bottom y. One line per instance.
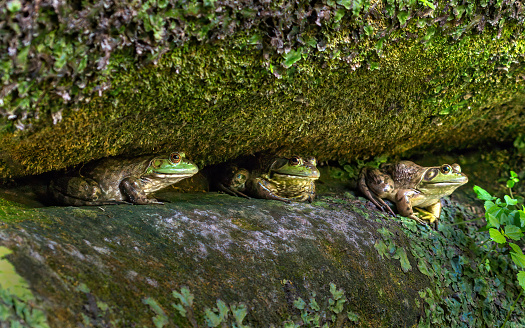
83, 156, 151, 200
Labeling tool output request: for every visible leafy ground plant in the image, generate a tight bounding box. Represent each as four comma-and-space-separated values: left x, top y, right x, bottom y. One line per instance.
474, 171, 525, 328
144, 287, 249, 328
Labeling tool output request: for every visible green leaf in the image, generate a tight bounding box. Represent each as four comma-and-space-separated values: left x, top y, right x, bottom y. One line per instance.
393, 248, 412, 272
489, 228, 506, 244
6, 0, 22, 12
364, 25, 374, 36
511, 252, 525, 268
474, 186, 493, 201
336, 0, 352, 10
309, 297, 320, 311
517, 210, 525, 228
231, 304, 248, 326
517, 271, 525, 290
347, 311, 359, 322
505, 225, 524, 241
509, 243, 523, 254
204, 308, 223, 327
505, 195, 518, 206
507, 180, 515, 188
417, 259, 432, 276
329, 283, 345, 300
334, 8, 346, 22
283, 49, 302, 68
397, 11, 410, 25
374, 240, 389, 259
172, 287, 194, 307
294, 297, 306, 310
171, 303, 186, 317
511, 171, 518, 178
487, 212, 500, 229
418, 0, 436, 9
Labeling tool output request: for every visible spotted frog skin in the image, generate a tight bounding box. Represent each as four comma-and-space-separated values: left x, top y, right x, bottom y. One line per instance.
219, 156, 320, 203
358, 161, 468, 224
50, 152, 198, 205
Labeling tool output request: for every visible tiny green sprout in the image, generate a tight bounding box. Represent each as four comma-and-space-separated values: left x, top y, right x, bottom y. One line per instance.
418, 0, 436, 9
507, 171, 519, 196
347, 311, 359, 322
172, 287, 194, 307
293, 297, 306, 310
6, 0, 22, 12
364, 25, 374, 36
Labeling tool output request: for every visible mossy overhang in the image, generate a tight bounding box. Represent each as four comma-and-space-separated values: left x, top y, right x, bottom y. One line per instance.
0, 0, 524, 179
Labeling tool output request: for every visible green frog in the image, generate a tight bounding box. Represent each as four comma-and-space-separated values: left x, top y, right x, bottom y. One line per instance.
218, 156, 320, 203
50, 152, 199, 206
358, 161, 468, 224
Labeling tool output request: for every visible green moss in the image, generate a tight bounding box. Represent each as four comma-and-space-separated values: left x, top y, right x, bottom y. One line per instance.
0, 1, 525, 178
0, 246, 49, 327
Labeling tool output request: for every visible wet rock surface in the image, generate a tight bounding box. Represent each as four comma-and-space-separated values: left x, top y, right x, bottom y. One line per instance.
0, 193, 429, 327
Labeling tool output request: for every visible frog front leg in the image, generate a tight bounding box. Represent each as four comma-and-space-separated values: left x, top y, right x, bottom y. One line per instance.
394, 189, 427, 225
415, 201, 441, 224
120, 177, 163, 205
250, 177, 291, 203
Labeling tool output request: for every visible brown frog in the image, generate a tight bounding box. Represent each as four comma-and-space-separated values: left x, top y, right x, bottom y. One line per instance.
218, 156, 320, 203
358, 161, 468, 224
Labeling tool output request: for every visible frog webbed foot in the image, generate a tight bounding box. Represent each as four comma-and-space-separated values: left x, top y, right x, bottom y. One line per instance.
414, 208, 438, 224
408, 214, 428, 225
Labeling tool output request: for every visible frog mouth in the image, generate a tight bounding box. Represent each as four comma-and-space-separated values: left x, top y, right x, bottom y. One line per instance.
145, 172, 196, 179
272, 172, 320, 179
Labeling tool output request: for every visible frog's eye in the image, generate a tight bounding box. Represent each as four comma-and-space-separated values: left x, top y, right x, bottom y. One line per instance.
441, 164, 452, 174
289, 156, 302, 166
451, 163, 461, 173
235, 173, 245, 180
170, 152, 181, 164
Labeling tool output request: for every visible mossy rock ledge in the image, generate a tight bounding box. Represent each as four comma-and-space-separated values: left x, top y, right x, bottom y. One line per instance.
0, 193, 431, 327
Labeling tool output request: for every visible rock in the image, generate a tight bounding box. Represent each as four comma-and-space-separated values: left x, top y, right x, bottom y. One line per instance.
0, 193, 429, 327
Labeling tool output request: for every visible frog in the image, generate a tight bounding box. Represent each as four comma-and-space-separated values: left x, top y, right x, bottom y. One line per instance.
358, 160, 468, 224
50, 152, 199, 206
218, 156, 320, 203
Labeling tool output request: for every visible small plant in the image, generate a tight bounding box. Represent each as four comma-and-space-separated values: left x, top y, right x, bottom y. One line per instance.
473, 171, 525, 328
144, 287, 249, 328
286, 283, 359, 327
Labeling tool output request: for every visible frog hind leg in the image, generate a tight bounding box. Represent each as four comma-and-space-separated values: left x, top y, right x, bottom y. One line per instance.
358, 170, 395, 216
395, 189, 427, 225
120, 177, 163, 205
217, 182, 251, 199
50, 177, 125, 206
251, 178, 291, 203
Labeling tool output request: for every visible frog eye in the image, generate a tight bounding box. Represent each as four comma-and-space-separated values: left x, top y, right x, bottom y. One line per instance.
289, 156, 302, 166
170, 152, 181, 164
451, 163, 461, 173
441, 164, 452, 174
236, 173, 247, 181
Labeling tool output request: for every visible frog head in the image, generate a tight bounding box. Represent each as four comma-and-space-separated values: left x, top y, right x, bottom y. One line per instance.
144, 152, 199, 178
268, 156, 320, 180
416, 163, 468, 196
